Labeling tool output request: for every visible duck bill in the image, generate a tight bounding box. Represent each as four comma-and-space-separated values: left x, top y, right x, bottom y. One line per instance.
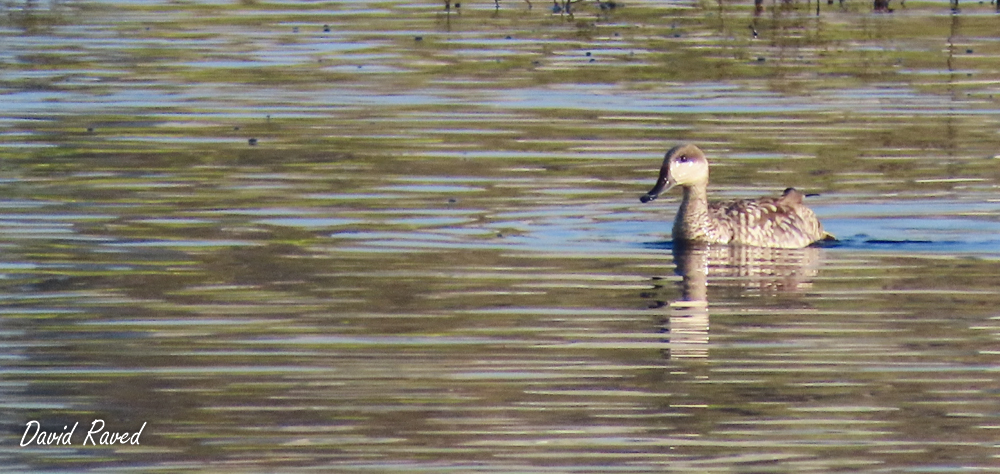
640, 171, 675, 203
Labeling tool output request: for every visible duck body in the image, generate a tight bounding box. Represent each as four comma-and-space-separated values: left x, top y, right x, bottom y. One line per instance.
674, 186, 827, 249
641, 144, 832, 249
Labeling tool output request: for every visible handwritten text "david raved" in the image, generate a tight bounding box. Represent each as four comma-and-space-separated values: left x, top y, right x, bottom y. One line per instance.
20, 419, 147, 446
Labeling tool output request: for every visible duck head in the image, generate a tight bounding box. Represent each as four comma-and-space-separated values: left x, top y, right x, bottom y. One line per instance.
640, 144, 709, 203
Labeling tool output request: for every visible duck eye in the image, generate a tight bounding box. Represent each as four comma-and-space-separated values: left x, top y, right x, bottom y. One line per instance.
676, 155, 689, 163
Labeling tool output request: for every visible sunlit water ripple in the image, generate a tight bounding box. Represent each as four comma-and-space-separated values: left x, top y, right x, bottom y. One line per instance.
1, 0, 999, 472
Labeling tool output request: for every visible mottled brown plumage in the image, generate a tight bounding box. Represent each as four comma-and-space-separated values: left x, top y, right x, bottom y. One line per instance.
640, 144, 833, 249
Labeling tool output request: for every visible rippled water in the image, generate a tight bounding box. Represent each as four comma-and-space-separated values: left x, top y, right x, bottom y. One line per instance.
2, 0, 1000, 472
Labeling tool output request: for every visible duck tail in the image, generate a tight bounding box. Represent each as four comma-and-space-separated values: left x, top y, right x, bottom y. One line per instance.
779, 187, 804, 205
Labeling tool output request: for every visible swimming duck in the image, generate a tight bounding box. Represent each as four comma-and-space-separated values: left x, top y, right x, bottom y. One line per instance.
640, 144, 833, 249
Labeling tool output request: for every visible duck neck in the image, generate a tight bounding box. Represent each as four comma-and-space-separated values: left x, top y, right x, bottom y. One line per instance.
674, 183, 711, 240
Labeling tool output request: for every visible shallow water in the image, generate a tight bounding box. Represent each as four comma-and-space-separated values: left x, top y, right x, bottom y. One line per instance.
2, 0, 1000, 472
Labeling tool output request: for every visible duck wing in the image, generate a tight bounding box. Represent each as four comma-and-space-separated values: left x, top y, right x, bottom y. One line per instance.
708, 193, 825, 248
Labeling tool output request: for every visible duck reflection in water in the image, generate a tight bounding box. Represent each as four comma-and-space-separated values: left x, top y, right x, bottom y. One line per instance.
659, 239, 824, 359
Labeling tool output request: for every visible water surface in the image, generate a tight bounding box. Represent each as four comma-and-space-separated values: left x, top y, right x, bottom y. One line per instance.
2, 0, 999, 472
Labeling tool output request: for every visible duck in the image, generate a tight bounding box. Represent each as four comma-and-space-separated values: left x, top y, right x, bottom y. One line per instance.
639, 144, 834, 249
